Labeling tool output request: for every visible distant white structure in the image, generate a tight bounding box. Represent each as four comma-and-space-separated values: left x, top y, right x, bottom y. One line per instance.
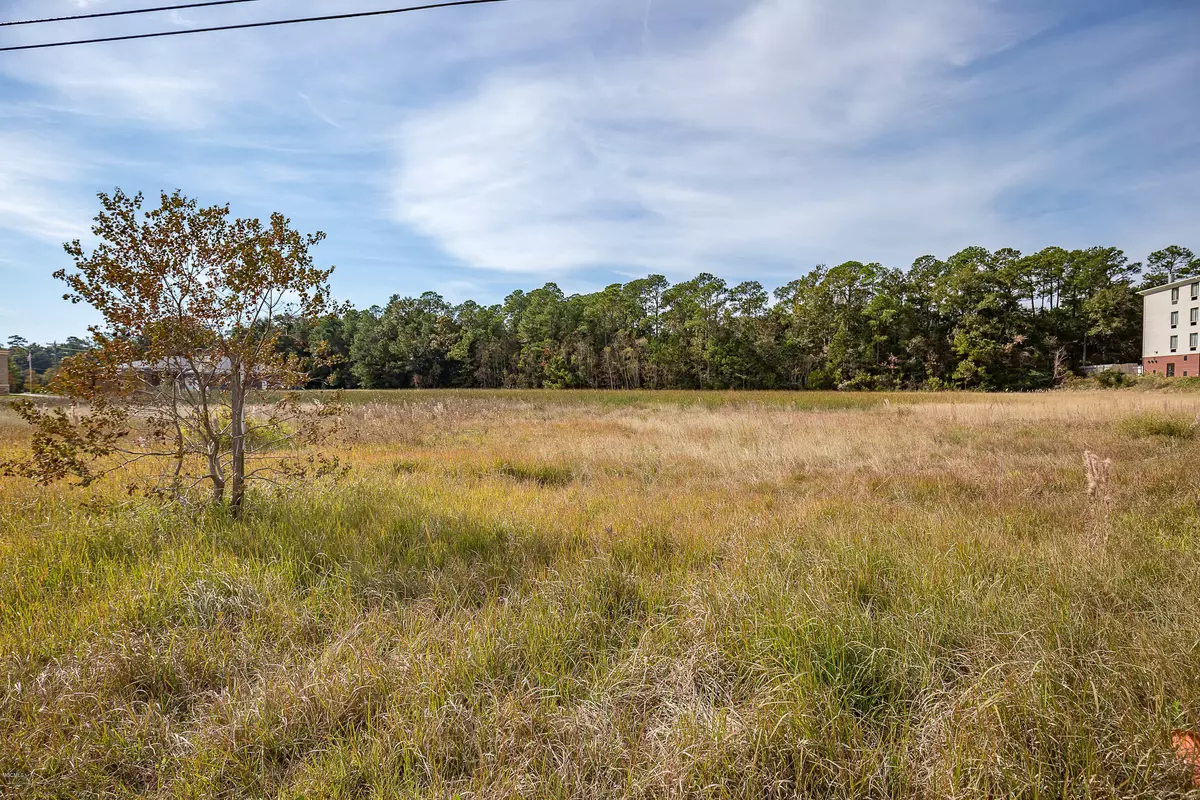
1081, 363, 1140, 377
126, 357, 273, 391
1141, 277, 1200, 377
0, 348, 7, 394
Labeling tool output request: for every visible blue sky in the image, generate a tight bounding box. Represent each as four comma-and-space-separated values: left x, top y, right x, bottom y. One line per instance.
1, 0, 1198, 342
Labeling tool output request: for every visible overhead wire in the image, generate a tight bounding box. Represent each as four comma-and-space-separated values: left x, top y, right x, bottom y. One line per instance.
0, 0, 271, 28
0, 0, 507, 52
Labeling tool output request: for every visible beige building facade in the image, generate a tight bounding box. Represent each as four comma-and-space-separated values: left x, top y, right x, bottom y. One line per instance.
0, 348, 8, 394
1141, 277, 1200, 377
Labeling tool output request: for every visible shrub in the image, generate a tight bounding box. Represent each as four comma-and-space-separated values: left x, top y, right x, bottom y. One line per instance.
837, 372, 905, 392
921, 377, 951, 392
1095, 369, 1132, 388
805, 366, 837, 390
838, 374, 879, 392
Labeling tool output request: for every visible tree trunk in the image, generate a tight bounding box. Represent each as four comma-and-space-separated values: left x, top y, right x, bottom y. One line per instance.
208, 438, 225, 505
229, 360, 247, 517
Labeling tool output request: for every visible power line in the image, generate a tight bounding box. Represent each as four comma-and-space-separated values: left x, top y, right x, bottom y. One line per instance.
0, 0, 507, 52
1, 0, 269, 28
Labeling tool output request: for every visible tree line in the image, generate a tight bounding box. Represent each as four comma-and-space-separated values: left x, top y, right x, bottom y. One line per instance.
5, 336, 93, 393
13, 244, 1199, 393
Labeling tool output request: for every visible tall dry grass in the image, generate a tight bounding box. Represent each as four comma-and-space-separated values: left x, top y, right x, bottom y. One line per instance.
1, 390, 1199, 797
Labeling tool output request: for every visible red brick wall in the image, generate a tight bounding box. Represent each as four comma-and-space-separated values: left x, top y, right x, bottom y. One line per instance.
1143, 354, 1200, 377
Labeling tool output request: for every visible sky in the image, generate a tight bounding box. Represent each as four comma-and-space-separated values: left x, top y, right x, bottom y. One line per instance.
1, 0, 1198, 343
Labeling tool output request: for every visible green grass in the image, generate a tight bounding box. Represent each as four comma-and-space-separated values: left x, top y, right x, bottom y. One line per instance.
270, 388, 993, 411
1117, 410, 1197, 440
2, 390, 1200, 797
495, 461, 576, 487
1070, 373, 1200, 393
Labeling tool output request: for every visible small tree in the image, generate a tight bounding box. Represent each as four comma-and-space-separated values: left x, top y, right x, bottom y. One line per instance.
2, 189, 345, 514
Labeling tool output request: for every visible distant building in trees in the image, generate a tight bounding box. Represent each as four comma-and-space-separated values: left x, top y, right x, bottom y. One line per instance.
0, 348, 7, 394
124, 357, 273, 390
1141, 277, 1200, 377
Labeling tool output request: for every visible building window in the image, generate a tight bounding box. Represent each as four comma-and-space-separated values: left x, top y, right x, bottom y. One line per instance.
1192, 282, 1198, 300
1171, 311, 1179, 328
1170, 335, 1179, 352
1191, 334, 1197, 350
1172, 287, 1181, 304
1168, 363, 1176, 377
1192, 308, 1199, 325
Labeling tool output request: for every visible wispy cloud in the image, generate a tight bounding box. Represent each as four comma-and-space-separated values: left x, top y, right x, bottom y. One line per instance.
0, 132, 94, 241
391, 0, 1198, 276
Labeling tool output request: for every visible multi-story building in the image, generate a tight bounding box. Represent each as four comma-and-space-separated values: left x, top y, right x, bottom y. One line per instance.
1141, 277, 1200, 377
0, 348, 7, 394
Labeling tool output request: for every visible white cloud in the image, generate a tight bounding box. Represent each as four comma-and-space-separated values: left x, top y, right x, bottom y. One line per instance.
0, 133, 93, 241
390, 0, 1038, 274
0, 36, 259, 129
391, 0, 1197, 276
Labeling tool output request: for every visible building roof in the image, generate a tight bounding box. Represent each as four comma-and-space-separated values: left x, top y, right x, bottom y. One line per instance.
1139, 276, 1200, 296
127, 357, 235, 374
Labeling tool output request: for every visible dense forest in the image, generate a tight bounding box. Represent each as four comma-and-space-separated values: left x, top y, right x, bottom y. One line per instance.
10, 245, 1199, 392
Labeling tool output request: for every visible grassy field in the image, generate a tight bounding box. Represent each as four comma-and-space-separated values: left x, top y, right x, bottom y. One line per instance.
2, 390, 1200, 798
